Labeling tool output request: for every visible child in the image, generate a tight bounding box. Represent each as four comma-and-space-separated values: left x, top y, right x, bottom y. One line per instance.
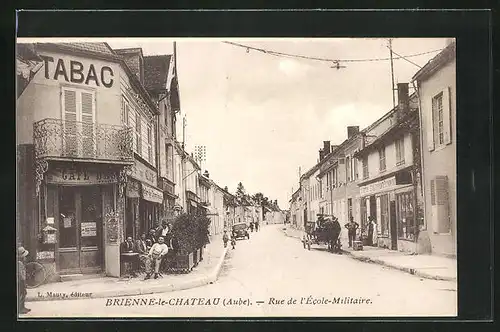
222, 230, 229, 248
17, 247, 30, 314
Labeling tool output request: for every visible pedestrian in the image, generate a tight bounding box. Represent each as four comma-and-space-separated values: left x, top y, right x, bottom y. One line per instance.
18, 246, 31, 314
250, 221, 254, 232
231, 232, 236, 249
255, 221, 259, 232
345, 216, 359, 248
368, 216, 378, 247
223, 230, 229, 248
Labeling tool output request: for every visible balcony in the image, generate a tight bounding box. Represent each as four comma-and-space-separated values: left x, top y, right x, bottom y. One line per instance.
33, 118, 133, 164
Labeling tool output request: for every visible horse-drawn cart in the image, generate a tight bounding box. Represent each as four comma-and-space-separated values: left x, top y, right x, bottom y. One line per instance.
302, 215, 342, 253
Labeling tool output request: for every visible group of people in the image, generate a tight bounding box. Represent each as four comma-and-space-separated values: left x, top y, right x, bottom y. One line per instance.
222, 229, 237, 250
121, 220, 176, 280
344, 215, 378, 248
249, 221, 259, 232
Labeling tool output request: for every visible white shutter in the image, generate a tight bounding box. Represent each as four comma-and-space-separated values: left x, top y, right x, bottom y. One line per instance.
376, 196, 381, 234
442, 87, 452, 145
81, 91, 95, 158
427, 97, 435, 151
62, 88, 78, 156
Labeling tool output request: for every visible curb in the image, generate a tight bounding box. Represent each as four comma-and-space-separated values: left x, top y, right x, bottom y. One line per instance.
283, 229, 455, 282
342, 250, 456, 282
26, 247, 230, 302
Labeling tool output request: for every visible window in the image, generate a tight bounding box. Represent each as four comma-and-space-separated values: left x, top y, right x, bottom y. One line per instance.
147, 124, 153, 163
432, 93, 444, 145
353, 158, 359, 180
362, 157, 368, 180
380, 194, 389, 236
346, 156, 351, 182
396, 191, 415, 240
395, 137, 405, 166
379, 146, 386, 172
319, 180, 323, 199
135, 112, 142, 156
347, 198, 352, 220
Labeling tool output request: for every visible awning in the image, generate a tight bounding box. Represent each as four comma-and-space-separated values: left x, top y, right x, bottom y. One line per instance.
141, 182, 163, 204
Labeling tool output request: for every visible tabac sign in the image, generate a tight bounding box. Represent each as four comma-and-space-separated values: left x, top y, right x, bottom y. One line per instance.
46, 167, 118, 185
40, 55, 114, 88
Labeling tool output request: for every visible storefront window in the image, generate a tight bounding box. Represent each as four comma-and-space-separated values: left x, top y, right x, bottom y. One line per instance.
380, 194, 389, 236
80, 187, 101, 247
396, 191, 415, 240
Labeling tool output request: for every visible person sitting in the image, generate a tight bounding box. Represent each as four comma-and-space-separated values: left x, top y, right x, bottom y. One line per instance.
147, 228, 158, 244
135, 233, 149, 273
144, 236, 169, 280
120, 236, 138, 277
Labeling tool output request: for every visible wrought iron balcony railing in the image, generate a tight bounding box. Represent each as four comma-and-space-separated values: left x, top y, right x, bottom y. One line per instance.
33, 118, 134, 163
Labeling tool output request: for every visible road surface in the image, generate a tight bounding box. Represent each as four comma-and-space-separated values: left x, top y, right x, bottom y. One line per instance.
23, 224, 457, 318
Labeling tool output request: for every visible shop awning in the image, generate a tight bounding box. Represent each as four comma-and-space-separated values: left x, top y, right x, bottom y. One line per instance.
141, 182, 164, 204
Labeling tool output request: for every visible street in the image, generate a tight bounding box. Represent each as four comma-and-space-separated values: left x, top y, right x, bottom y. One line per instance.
24, 224, 457, 318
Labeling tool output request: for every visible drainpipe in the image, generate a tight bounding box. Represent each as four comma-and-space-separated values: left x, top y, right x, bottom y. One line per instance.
412, 79, 426, 254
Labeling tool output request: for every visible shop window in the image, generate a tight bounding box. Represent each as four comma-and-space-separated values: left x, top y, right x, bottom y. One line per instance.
58, 187, 77, 248
396, 191, 415, 240
380, 194, 389, 236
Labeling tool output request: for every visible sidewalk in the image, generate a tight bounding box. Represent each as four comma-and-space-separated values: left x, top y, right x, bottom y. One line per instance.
282, 225, 456, 282
27, 234, 228, 302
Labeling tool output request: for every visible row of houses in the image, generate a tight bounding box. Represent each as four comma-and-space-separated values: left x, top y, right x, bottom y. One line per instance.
289, 41, 456, 257
16, 42, 268, 280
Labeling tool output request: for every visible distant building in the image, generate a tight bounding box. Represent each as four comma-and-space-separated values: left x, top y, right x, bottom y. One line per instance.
412, 41, 456, 257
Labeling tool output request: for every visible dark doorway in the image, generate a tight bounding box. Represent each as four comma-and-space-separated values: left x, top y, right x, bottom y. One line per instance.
389, 200, 398, 250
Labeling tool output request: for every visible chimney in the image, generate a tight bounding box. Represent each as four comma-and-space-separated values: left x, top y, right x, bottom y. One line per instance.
347, 126, 359, 139
323, 141, 331, 155
397, 83, 409, 119
203, 170, 209, 178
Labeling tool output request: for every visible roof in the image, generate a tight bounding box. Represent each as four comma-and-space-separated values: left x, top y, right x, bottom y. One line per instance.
59, 42, 116, 56
144, 55, 172, 93
114, 47, 144, 57
412, 41, 456, 82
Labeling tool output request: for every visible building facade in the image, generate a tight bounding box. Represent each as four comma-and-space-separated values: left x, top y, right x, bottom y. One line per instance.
354, 84, 425, 253
17, 42, 136, 278
412, 42, 456, 257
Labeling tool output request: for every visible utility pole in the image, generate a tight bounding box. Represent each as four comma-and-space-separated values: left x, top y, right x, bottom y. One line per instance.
388, 38, 396, 109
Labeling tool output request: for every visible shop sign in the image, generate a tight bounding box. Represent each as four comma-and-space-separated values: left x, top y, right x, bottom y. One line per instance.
360, 176, 397, 196
81, 222, 97, 237
141, 183, 163, 204
46, 167, 118, 185
130, 160, 157, 187
36, 251, 55, 260
40, 55, 114, 88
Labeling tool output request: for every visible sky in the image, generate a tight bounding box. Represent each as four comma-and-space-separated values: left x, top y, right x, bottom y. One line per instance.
21, 37, 450, 209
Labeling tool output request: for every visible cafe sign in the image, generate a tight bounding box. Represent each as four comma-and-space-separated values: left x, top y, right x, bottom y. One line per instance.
360, 176, 397, 196
46, 167, 118, 185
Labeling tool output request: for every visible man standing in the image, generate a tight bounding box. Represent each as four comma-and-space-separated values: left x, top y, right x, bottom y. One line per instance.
156, 220, 169, 239
18, 247, 30, 314
145, 236, 169, 280
345, 216, 359, 248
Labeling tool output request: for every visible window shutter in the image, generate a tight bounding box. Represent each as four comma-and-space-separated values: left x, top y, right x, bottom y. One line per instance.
435, 176, 449, 205
62, 88, 78, 156
81, 91, 95, 158
430, 179, 436, 206
427, 98, 435, 151
442, 87, 452, 145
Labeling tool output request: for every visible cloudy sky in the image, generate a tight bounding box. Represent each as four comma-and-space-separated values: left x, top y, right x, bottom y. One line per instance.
23, 37, 450, 208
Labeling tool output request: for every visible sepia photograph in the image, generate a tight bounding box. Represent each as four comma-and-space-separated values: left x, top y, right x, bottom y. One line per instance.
16, 36, 458, 318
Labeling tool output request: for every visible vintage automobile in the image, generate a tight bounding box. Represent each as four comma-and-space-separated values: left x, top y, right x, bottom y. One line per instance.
232, 222, 250, 240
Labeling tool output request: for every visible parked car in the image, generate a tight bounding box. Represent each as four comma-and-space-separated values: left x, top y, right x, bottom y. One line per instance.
232, 223, 250, 240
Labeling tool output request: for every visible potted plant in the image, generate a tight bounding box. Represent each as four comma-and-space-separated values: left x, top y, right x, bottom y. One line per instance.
170, 213, 197, 272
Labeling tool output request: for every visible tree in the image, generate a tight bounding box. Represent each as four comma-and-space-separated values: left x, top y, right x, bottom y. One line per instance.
236, 182, 246, 198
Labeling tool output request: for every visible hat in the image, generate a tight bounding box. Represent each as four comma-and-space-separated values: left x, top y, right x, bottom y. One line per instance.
18, 247, 29, 258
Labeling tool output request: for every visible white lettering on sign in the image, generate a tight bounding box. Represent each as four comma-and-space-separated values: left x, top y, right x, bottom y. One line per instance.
46, 168, 118, 185
360, 176, 397, 196
40, 55, 114, 88
130, 160, 157, 187
36, 251, 55, 260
